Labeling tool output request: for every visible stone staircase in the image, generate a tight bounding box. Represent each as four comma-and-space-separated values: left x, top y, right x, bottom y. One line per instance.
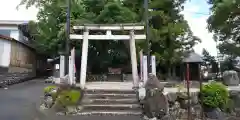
78, 89, 142, 116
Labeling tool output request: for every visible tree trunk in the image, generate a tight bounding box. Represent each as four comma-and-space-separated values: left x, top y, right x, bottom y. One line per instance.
173, 67, 176, 77
167, 67, 171, 78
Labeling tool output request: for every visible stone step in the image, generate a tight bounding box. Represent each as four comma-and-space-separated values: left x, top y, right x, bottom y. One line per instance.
77, 110, 142, 116
82, 104, 140, 111
85, 93, 137, 99
123, 74, 133, 81
85, 89, 136, 94
87, 98, 138, 104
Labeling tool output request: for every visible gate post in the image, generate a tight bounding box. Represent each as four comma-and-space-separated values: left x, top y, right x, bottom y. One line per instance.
80, 29, 89, 88
68, 56, 73, 85
60, 56, 65, 78
143, 55, 148, 85
129, 30, 139, 88
151, 55, 156, 76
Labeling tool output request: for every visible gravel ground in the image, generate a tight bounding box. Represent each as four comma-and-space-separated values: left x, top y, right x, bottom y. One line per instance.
0, 79, 143, 120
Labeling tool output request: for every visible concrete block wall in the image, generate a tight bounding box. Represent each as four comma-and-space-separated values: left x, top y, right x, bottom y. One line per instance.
0, 66, 36, 87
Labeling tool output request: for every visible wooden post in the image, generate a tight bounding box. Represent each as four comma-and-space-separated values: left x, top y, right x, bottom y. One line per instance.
60, 56, 65, 78
80, 29, 89, 88
129, 30, 139, 88
199, 63, 204, 119
186, 63, 191, 120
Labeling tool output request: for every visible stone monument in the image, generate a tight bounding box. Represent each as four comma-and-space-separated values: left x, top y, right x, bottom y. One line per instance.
223, 70, 240, 86
142, 74, 168, 119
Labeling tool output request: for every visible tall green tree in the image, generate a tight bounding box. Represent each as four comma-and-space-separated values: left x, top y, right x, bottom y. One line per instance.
202, 48, 216, 64
148, 0, 200, 76
202, 48, 219, 72
19, 0, 200, 75
207, 0, 240, 56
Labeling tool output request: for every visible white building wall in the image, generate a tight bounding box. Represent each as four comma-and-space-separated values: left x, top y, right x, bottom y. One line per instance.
0, 25, 29, 43
0, 26, 20, 39
0, 38, 11, 67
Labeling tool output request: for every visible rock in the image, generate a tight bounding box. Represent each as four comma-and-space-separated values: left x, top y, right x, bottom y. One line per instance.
138, 87, 146, 101
166, 92, 178, 103
191, 104, 203, 119
168, 102, 181, 119
223, 70, 240, 86
144, 74, 164, 92
177, 92, 188, 99
235, 108, 240, 117
43, 95, 54, 108
66, 106, 77, 114
204, 108, 225, 120
58, 75, 71, 89
142, 74, 168, 119
54, 78, 61, 84
77, 106, 84, 111
229, 90, 240, 108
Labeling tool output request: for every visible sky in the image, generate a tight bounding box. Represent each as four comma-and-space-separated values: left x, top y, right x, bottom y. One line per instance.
0, 0, 217, 56
181, 0, 217, 56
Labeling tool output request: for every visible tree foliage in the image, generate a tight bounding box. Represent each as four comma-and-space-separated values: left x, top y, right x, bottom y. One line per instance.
202, 48, 216, 64
19, 0, 200, 74
220, 56, 237, 71
207, 0, 240, 56
202, 48, 219, 72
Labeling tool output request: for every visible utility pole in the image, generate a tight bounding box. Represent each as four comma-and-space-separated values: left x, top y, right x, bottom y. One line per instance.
144, 0, 151, 73
65, 0, 71, 75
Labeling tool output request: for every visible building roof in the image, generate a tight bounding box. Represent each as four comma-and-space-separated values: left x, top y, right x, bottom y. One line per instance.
0, 20, 29, 25
182, 52, 203, 63
0, 34, 35, 51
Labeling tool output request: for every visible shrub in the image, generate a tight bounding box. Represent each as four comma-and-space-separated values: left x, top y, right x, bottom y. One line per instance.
201, 81, 229, 109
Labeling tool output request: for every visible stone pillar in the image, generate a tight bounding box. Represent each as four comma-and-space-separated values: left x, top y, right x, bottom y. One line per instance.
139, 50, 143, 81
129, 30, 139, 88
80, 29, 89, 88
151, 55, 156, 76
60, 56, 65, 78
68, 56, 74, 85
143, 55, 148, 85
70, 48, 76, 85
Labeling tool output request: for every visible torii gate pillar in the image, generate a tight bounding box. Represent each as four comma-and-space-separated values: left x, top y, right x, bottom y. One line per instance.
70, 24, 146, 89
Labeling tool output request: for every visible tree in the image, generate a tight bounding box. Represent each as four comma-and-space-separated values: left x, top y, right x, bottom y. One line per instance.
202, 48, 219, 72
202, 48, 216, 64
147, 0, 201, 76
19, 0, 200, 75
221, 56, 237, 71
207, 0, 240, 56
20, 0, 87, 56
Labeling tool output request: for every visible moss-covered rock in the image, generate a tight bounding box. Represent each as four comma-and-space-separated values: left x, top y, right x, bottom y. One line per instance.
42, 85, 83, 113
56, 89, 81, 106
44, 85, 57, 93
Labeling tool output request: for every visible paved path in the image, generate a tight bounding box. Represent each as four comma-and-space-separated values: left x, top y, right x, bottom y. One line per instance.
81, 81, 240, 93
0, 79, 143, 120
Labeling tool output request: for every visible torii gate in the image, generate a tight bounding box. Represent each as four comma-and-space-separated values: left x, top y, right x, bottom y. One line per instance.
70, 24, 146, 89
